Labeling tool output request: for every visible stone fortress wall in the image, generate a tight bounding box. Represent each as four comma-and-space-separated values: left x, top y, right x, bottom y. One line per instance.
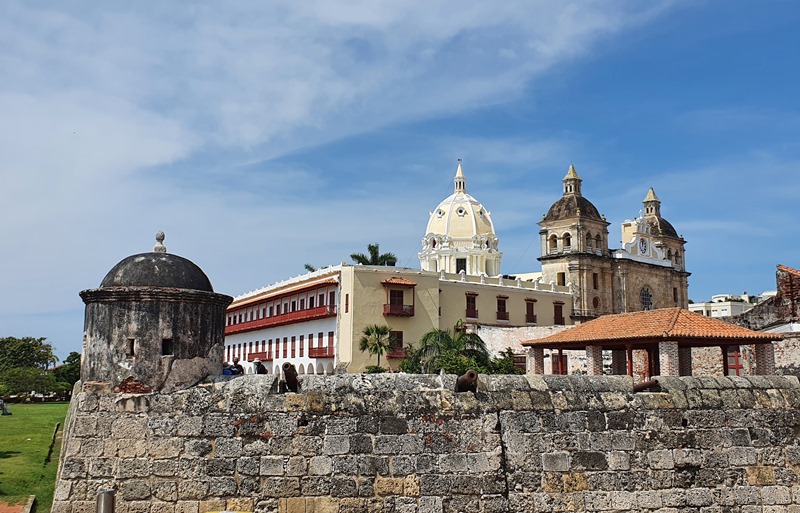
54, 373, 800, 513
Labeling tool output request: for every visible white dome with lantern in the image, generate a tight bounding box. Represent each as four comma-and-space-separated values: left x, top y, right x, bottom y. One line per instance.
419, 160, 502, 276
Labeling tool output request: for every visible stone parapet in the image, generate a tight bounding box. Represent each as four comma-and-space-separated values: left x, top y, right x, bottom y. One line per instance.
54, 373, 800, 513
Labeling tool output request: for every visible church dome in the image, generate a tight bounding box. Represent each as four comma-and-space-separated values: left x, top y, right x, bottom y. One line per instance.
99, 232, 214, 292
642, 188, 678, 238
542, 164, 603, 222
425, 161, 496, 239
543, 195, 603, 222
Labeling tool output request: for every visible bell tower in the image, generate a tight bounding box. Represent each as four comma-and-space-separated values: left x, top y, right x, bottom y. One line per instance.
539, 165, 612, 322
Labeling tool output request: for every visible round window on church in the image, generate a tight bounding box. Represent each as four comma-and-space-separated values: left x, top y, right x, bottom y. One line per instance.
592, 297, 600, 309
640, 286, 653, 311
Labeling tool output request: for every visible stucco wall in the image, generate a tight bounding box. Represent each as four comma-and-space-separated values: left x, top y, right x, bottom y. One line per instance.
55, 374, 800, 513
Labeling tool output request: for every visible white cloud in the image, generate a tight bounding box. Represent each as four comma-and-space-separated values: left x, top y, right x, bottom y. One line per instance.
0, 1, 682, 357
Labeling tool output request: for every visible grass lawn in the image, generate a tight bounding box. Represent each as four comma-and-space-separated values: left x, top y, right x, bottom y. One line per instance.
0, 402, 69, 513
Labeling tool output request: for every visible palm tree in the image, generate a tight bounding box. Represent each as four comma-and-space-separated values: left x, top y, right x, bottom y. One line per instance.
304, 264, 317, 272
358, 324, 394, 367
416, 327, 490, 373
350, 243, 398, 266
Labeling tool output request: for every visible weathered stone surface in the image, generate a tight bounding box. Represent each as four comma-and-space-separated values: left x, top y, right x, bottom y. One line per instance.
55, 374, 800, 512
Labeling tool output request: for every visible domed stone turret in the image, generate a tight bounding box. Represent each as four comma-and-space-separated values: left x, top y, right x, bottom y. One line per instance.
419, 161, 502, 276
80, 232, 233, 393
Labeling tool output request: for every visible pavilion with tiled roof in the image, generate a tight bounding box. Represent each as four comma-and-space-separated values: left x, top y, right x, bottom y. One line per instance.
522, 307, 781, 378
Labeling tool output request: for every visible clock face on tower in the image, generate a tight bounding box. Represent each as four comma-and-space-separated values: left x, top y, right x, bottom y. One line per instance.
639, 238, 648, 255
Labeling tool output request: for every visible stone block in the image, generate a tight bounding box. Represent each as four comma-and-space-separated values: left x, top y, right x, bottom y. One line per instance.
747, 466, 777, 486
213, 437, 243, 458
261, 456, 286, 476
541, 451, 570, 472
648, 450, 675, 470
177, 480, 209, 500
177, 417, 203, 437
322, 435, 350, 455
607, 451, 630, 471
150, 502, 175, 513
226, 498, 254, 512
152, 481, 177, 501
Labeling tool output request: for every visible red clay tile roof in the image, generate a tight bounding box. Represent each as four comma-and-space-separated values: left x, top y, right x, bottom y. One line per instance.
381, 277, 417, 287
522, 307, 781, 348
778, 264, 800, 277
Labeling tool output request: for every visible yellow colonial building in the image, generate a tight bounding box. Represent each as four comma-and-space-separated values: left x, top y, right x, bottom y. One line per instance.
224, 161, 689, 375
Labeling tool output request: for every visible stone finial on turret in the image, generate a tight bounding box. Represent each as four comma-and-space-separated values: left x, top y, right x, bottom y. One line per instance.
154, 231, 167, 253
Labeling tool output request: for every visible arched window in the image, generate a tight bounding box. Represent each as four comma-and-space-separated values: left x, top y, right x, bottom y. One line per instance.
595, 234, 602, 251
586, 232, 593, 250
563, 233, 572, 249
667, 249, 673, 261
640, 286, 654, 311
549, 235, 558, 253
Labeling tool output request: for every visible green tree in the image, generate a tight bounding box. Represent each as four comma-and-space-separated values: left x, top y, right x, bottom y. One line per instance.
0, 367, 58, 395
0, 336, 58, 373
409, 327, 491, 374
358, 324, 394, 368
52, 352, 81, 386
489, 348, 524, 375
304, 264, 317, 272
350, 243, 398, 266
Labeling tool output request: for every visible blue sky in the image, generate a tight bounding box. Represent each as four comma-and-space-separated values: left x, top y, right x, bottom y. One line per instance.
2, 1, 799, 360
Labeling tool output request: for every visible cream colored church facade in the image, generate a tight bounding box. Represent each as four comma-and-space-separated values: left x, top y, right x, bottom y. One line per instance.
224, 162, 689, 374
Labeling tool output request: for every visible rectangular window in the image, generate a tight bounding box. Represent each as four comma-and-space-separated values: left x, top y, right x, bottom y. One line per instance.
299, 298, 305, 310
513, 354, 527, 372
554, 303, 564, 323
309, 296, 315, 309
291, 300, 296, 312
496, 296, 508, 321
309, 333, 314, 348
345, 293, 350, 313
283, 337, 288, 358
299, 335, 304, 357
248, 341, 253, 357
329, 291, 336, 310
466, 293, 478, 318
525, 299, 537, 323
456, 258, 467, 274
126, 338, 135, 358
673, 287, 678, 303
389, 330, 404, 351
726, 347, 744, 376
554, 302, 565, 325
319, 293, 325, 307
551, 353, 568, 375
389, 290, 404, 306
283, 303, 289, 314
593, 273, 599, 290
319, 332, 325, 347
268, 339, 272, 359
269, 305, 274, 317
328, 331, 334, 348
161, 338, 174, 356
291, 336, 296, 358
557, 272, 566, 287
